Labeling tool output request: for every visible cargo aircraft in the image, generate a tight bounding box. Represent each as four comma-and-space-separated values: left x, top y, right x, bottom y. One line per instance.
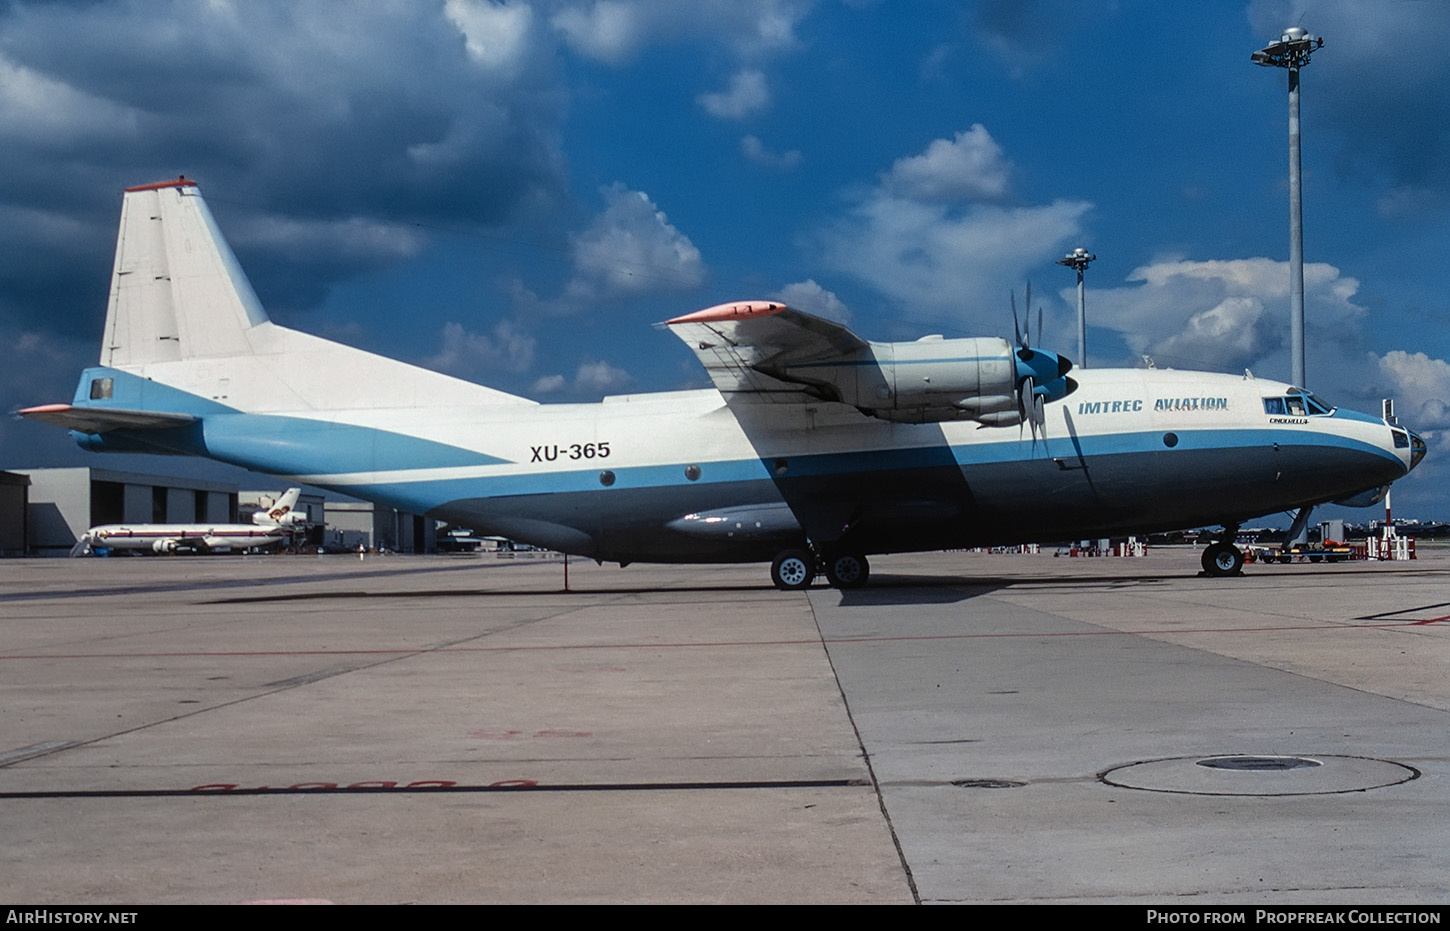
21, 179, 1425, 587
70, 487, 305, 556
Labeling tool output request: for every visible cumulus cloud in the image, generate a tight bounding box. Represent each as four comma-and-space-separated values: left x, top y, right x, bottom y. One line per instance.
549, 0, 808, 64
1373, 351, 1450, 429
1089, 258, 1365, 374
0, 1, 569, 326
519, 183, 705, 314
229, 215, 427, 266
742, 133, 800, 169
698, 69, 770, 120
532, 359, 634, 397
550, 0, 643, 64
740, 134, 801, 169
424, 320, 537, 381
884, 125, 1012, 203
770, 279, 850, 322
1364, 349, 1450, 494
816, 127, 1089, 325
445, 0, 536, 74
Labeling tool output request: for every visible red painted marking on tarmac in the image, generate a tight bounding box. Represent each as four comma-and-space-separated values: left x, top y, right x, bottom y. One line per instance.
189, 779, 493, 792
1410, 615, 1450, 625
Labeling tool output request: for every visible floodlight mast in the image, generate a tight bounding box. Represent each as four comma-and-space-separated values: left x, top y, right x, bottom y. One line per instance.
1253, 26, 1323, 390
1056, 247, 1096, 368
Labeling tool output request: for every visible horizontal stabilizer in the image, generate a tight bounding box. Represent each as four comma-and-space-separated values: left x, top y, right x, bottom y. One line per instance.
17, 403, 195, 434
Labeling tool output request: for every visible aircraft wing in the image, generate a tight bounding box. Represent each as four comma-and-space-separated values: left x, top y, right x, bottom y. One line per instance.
18, 403, 196, 434
664, 301, 869, 404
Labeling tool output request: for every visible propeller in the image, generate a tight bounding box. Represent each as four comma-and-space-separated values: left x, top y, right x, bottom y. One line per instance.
1008, 283, 1072, 443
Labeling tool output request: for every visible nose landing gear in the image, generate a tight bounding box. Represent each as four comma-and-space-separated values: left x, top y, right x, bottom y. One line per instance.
1201, 523, 1244, 577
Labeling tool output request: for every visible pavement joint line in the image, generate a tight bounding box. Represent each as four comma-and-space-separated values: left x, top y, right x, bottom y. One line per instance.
808, 588, 922, 906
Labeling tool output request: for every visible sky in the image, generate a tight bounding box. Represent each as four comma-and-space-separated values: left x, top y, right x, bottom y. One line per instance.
2, 0, 1449, 522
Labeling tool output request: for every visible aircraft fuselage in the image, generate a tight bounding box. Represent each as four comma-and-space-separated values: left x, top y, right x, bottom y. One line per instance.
69, 363, 1413, 565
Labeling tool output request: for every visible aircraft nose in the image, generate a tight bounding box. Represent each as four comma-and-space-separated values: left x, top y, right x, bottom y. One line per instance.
1407, 429, 1427, 472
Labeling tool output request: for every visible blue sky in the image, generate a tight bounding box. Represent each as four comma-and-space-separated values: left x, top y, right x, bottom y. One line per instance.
3, 0, 1449, 520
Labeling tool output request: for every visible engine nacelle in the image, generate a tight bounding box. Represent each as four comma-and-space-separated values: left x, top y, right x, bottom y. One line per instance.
759, 335, 1074, 425
152, 539, 179, 554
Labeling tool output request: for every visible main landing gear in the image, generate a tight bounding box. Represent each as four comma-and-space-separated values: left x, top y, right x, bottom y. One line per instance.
1200, 523, 1244, 577
770, 548, 871, 590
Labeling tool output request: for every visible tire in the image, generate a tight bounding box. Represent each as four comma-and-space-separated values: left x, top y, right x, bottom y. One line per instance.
824, 552, 870, 589
771, 549, 816, 591
1201, 542, 1244, 577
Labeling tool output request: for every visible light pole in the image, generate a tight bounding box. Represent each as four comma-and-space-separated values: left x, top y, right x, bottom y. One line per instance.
1056, 247, 1095, 368
1253, 26, 1323, 389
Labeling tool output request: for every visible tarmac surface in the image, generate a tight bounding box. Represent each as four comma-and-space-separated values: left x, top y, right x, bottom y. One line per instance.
0, 547, 1446, 904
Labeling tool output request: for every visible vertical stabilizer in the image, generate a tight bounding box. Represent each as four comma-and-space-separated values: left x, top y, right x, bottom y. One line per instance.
101, 178, 269, 367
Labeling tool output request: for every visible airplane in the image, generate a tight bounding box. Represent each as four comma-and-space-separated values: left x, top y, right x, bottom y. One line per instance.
20, 178, 1426, 586
68, 487, 306, 556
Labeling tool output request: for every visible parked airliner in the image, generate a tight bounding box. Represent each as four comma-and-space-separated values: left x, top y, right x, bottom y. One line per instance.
21, 179, 1425, 587
71, 487, 305, 556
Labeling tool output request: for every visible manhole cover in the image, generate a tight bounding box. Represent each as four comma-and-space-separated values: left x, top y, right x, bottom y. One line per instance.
1196, 755, 1320, 772
952, 779, 1025, 789
1102, 754, 1417, 796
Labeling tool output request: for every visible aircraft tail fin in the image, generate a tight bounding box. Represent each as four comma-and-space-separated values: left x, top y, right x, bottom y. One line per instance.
102, 178, 268, 366
254, 487, 304, 527
83, 178, 536, 413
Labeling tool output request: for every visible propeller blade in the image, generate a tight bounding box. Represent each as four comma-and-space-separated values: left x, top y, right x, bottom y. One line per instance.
1023, 283, 1033, 348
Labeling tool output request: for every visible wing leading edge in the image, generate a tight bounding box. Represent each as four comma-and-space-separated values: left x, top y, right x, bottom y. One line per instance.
18, 403, 196, 434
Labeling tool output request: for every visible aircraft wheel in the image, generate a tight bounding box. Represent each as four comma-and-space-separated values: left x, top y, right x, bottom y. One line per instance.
771, 549, 816, 591
1201, 542, 1244, 577
824, 552, 870, 589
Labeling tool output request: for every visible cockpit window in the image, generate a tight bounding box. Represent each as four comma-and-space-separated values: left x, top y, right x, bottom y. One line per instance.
1264, 389, 1334, 417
